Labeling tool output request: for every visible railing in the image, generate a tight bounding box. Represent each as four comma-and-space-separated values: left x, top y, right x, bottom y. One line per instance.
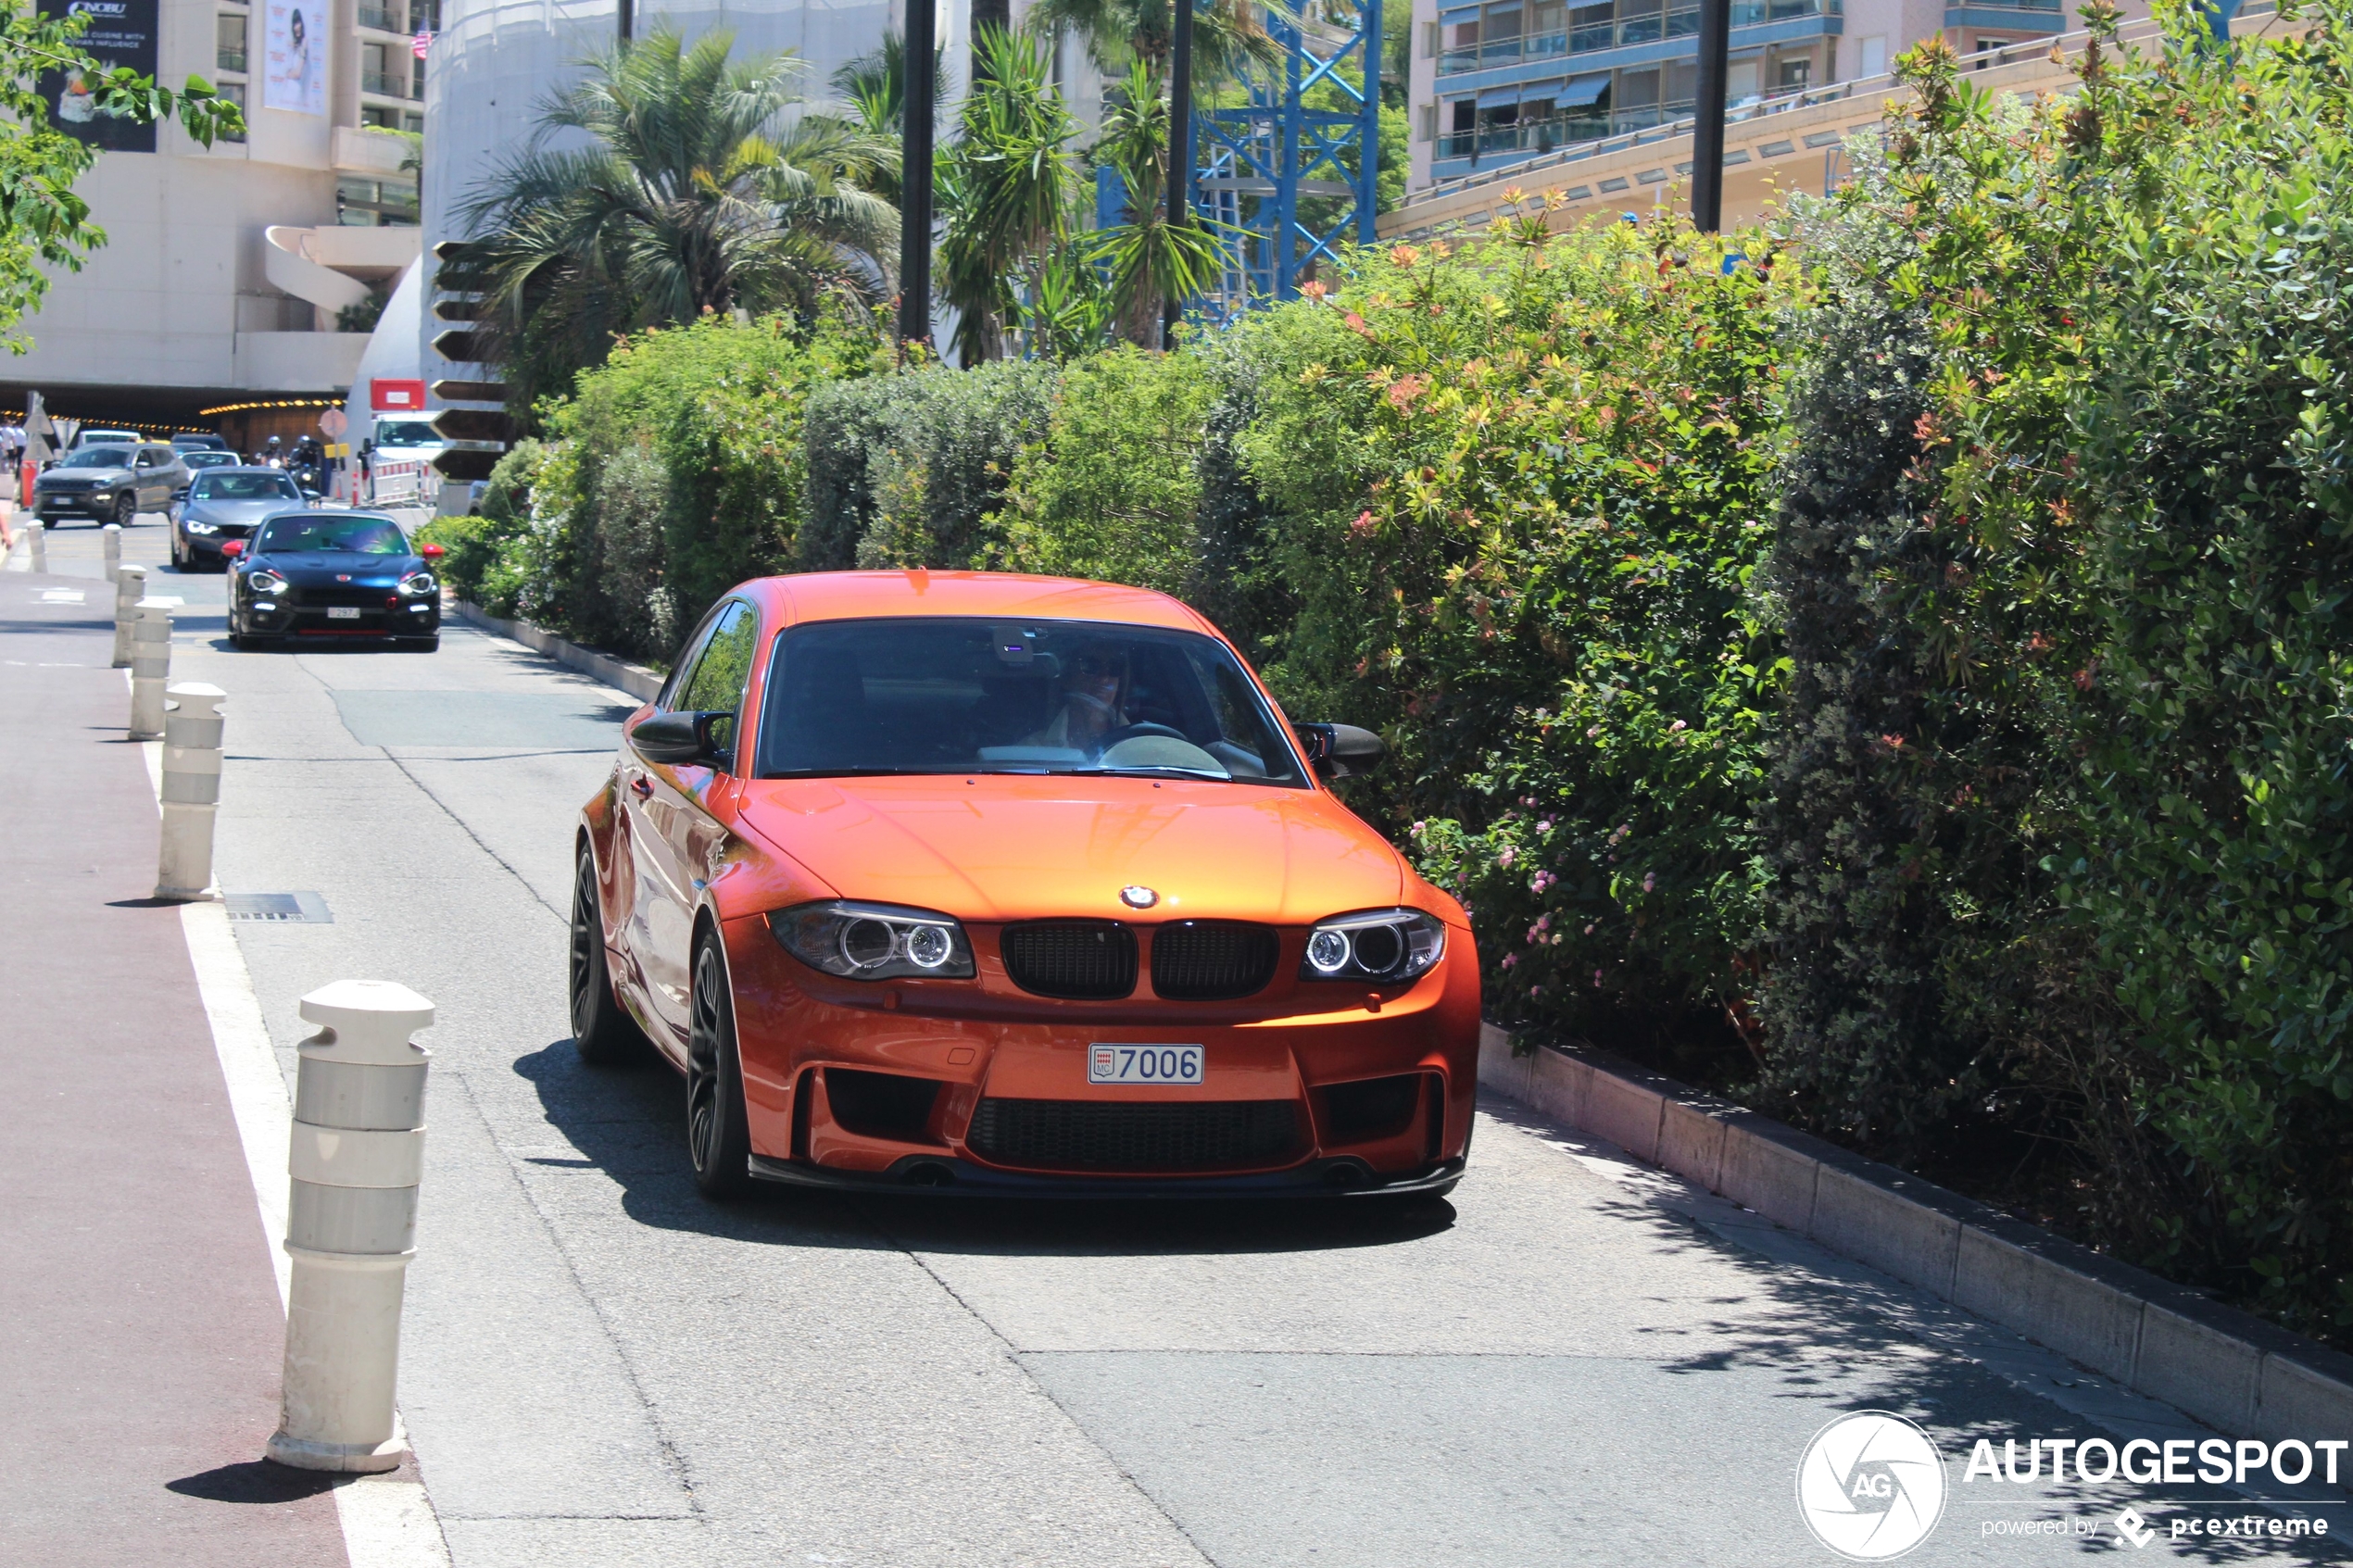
358, 5, 407, 30
361, 71, 408, 97
216, 46, 246, 71
1440, 102, 1696, 160
1437, 0, 1837, 74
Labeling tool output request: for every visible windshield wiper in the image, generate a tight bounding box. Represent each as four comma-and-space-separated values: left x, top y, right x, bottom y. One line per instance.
1054, 764, 1233, 780
758, 767, 949, 779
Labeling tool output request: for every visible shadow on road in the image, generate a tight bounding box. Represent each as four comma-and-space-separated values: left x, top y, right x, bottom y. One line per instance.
512, 1035, 1458, 1260
165, 1460, 346, 1504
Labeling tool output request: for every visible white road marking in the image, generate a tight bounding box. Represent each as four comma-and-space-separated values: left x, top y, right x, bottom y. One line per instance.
167, 797, 454, 1567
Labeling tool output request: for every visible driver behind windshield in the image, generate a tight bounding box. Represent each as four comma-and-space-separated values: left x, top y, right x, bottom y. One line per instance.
1029, 645, 1129, 750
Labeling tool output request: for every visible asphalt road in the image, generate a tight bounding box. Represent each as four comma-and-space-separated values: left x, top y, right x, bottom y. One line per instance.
24, 514, 2350, 1566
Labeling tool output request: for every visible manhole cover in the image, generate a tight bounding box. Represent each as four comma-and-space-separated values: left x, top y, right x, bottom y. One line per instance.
225, 892, 333, 923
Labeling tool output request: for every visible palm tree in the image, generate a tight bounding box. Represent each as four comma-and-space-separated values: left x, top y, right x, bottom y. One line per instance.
937, 28, 1076, 363
460, 26, 899, 409
1025, 0, 1282, 81
822, 30, 950, 207
1088, 59, 1227, 345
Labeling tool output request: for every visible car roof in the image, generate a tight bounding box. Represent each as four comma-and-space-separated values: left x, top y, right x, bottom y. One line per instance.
748, 571, 1214, 634
197, 464, 299, 474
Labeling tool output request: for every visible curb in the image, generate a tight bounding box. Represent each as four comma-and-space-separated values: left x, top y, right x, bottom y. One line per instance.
447, 600, 663, 703
1478, 1023, 2353, 1442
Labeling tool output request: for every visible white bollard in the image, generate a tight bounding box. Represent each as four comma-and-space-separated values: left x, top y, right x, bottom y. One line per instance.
155, 683, 225, 901
102, 521, 121, 583
267, 980, 433, 1474
127, 599, 172, 740
112, 564, 146, 669
25, 518, 43, 572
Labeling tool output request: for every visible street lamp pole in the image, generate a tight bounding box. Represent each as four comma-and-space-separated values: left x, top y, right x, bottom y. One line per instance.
1163, 0, 1195, 349
1691, 0, 1729, 232
900, 0, 937, 349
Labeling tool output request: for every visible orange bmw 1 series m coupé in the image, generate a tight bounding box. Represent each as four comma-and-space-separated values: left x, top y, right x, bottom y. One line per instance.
570, 571, 1480, 1198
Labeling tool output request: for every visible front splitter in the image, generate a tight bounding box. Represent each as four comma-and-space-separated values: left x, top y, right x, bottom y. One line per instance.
745, 1152, 1466, 1200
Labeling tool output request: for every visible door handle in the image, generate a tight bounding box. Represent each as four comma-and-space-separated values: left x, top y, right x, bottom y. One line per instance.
630, 776, 652, 799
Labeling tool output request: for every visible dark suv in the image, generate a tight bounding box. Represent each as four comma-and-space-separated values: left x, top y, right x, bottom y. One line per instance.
34, 442, 189, 527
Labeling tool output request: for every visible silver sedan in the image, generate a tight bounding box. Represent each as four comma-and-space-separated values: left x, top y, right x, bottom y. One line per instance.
171, 467, 308, 571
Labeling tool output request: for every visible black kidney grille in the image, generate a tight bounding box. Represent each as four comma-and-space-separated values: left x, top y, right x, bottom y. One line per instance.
967, 1098, 1302, 1172
1000, 920, 1137, 999
1151, 922, 1280, 1000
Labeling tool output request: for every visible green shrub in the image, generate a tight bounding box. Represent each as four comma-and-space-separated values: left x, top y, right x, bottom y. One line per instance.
799, 357, 1060, 571
1225, 218, 1786, 1054
991, 345, 1212, 596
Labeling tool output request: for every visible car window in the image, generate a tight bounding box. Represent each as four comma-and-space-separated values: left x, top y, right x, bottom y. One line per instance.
183, 453, 238, 471
60, 447, 133, 468
135, 450, 157, 468
256, 514, 409, 554
374, 420, 438, 446
755, 617, 1308, 786
194, 472, 301, 500
679, 602, 757, 766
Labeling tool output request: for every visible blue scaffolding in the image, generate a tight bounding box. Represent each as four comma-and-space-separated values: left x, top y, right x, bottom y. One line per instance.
1190, 0, 1383, 317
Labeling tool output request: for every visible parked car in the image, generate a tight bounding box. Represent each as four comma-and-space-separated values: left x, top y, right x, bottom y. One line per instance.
32, 443, 187, 526
172, 468, 307, 570
223, 510, 443, 650
570, 571, 1478, 1200
172, 448, 243, 504
170, 433, 232, 454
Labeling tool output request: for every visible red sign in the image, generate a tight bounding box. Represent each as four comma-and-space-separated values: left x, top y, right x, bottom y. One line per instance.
371, 379, 426, 412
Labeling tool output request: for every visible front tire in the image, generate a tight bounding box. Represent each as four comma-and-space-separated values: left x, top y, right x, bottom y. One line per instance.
686, 938, 753, 1200
568, 847, 648, 1066
112, 494, 134, 528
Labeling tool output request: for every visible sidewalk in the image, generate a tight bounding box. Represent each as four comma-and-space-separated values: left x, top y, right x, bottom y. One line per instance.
0, 560, 349, 1566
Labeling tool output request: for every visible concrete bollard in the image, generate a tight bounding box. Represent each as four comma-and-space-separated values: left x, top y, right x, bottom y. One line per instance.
267, 980, 433, 1474
25, 518, 43, 572
154, 684, 225, 901
102, 521, 121, 583
127, 600, 172, 740
112, 565, 146, 668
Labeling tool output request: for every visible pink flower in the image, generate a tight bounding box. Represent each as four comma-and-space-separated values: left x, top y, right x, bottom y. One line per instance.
1583, 923, 1595, 935
1497, 847, 1516, 869
1529, 985, 1543, 997
1642, 872, 1656, 894
1535, 819, 1553, 833
1502, 953, 1519, 969
1586, 725, 1603, 739
1536, 913, 1552, 931
1668, 720, 1687, 733
1592, 969, 1604, 987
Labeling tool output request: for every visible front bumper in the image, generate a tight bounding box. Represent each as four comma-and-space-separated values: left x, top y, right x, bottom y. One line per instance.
37, 490, 121, 518
244, 594, 441, 637
705, 908, 1484, 1193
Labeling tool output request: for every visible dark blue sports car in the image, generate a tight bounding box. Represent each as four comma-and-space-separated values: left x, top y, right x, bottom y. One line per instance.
225, 510, 443, 651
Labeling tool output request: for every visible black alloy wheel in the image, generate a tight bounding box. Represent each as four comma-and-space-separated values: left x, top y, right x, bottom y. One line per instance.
569, 847, 648, 1065
686, 939, 753, 1199
112, 493, 134, 527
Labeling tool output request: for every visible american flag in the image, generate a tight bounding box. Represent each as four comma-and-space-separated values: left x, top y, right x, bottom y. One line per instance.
412, 29, 433, 60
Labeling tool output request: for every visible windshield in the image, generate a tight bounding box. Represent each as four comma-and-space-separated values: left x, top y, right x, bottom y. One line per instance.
194, 472, 301, 500
60, 447, 132, 469
183, 452, 237, 469
374, 420, 437, 446
257, 514, 409, 555
755, 618, 1307, 786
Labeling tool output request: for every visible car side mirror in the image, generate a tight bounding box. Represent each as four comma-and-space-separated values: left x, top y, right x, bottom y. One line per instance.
220, 539, 245, 558
419, 542, 445, 559
631, 709, 732, 770
1297, 722, 1386, 780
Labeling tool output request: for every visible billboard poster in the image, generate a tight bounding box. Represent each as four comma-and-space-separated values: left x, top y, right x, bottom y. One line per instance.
263, 0, 326, 116
39, 0, 158, 153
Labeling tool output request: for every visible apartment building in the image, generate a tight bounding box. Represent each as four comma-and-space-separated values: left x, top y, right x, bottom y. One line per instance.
1403, 0, 2143, 191
0, 0, 432, 428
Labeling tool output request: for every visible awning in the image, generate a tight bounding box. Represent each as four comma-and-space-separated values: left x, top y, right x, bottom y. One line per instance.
1516, 77, 1566, 101
1438, 2, 1480, 18
1559, 69, 1612, 106
1476, 82, 1524, 107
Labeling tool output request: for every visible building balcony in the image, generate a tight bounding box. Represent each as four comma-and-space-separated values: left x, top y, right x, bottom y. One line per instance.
357, 5, 408, 30
1944, 0, 2061, 27
216, 46, 246, 71
1438, 0, 1837, 74
362, 71, 409, 97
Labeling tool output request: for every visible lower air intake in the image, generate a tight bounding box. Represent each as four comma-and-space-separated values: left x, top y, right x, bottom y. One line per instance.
966, 1098, 1302, 1172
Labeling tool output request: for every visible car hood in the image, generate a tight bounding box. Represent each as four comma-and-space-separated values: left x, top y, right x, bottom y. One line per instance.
187, 499, 297, 525
736, 775, 1406, 925
251, 551, 419, 584
41, 467, 129, 483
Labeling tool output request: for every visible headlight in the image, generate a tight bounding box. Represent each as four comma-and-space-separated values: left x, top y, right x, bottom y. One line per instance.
248, 568, 288, 594
766, 901, 975, 981
397, 570, 437, 596
184, 520, 219, 534
1300, 909, 1447, 984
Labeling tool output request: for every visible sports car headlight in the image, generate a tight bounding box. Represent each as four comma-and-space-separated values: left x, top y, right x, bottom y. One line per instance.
397, 570, 437, 596
248, 568, 288, 595
767, 901, 975, 981
1301, 909, 1447, 983
184, 520, 219, 534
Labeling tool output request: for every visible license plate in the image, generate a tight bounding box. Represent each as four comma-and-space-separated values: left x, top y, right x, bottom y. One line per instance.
1088, 1043, 1202, 1085
327, 606, 360, 620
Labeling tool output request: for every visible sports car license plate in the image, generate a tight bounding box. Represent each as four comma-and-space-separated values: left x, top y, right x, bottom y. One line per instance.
327, 606, 360, 620
1088, 1044, 1202, 1085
